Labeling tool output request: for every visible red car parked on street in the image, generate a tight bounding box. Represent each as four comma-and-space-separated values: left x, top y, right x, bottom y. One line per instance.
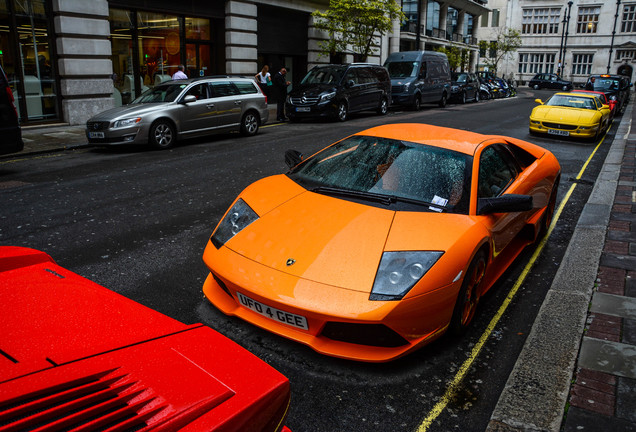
0, 246, 292, 432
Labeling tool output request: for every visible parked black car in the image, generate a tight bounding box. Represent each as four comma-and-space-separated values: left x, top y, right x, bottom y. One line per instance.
0, 64, 23, 155
449, 72, 480, 103
286, 64, 390, 122
528, 73, 573, 91
584, 74, 632, 113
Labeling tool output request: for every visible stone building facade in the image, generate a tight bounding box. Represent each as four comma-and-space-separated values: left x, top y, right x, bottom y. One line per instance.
1, 0, 488, 126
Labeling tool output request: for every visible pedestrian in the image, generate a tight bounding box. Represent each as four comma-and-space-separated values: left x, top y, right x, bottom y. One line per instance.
172, 65, 188, 80
255, 65, 271, 96
272, 66, 290, 122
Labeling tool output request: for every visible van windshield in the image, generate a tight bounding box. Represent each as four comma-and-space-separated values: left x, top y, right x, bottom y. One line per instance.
301, 66, 346, 85
385, 61, 418, 78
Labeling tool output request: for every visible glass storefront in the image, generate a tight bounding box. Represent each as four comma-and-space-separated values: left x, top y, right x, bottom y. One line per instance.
0, 0, 58, 122
110, 8, 219, 106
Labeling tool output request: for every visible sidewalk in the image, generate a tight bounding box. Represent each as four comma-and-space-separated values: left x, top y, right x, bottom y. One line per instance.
8, 104, 281, 158
488, 100, 636, 431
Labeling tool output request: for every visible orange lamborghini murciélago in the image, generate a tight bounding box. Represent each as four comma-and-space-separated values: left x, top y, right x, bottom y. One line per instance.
202, 124, 561, 362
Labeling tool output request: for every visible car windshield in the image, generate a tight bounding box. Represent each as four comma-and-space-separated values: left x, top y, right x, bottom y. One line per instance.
545, 94, 596, 110
288, 135, 471, 213
301, 66, 346, 85
132, 83, 188, 103
591, 78, 620, 91
385, 61, 418, 78
452, 73, 468, 83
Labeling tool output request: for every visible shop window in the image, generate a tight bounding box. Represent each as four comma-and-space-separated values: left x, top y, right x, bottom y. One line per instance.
1, 0, 58, 121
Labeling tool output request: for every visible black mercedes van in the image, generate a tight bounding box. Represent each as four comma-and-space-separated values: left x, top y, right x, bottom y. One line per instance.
286, 63, 391, 122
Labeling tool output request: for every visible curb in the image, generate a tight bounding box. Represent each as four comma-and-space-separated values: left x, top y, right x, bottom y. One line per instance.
486, 102, 633, 431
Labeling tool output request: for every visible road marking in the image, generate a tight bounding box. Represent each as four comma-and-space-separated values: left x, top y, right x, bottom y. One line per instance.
261, 123, 285, 129
417, 129, 607, 431
0, 153, 62, 165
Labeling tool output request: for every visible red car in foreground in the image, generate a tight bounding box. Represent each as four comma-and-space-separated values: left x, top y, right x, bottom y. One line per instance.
0, 246, 291, 432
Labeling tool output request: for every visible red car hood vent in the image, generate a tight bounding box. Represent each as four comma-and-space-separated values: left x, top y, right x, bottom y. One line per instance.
0, 366, 232, 432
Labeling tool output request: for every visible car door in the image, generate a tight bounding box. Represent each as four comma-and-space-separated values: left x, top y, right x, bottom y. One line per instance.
476, 144, 527, 256
343, 69, 365, 112
357, 67, 380, 109
209, 81, 243, 128
178, 82, 215, 135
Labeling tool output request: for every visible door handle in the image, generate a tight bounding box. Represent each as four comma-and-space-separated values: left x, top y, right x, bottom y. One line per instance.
234, 100, 243, 105
206, 104, 215, 108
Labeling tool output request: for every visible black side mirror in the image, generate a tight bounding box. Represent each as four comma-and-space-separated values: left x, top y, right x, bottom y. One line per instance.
346, 80, 355, 88
285, 149, 304, 168
477, 194, 533, 215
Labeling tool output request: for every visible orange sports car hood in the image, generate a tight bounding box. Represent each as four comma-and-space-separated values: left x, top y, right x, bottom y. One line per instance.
223, 175, 475, 293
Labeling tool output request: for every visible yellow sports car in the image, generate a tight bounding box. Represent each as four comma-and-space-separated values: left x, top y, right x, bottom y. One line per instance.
529, 92, 611, 140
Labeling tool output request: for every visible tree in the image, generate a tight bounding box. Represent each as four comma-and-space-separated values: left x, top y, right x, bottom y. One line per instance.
312, 0, 404, 61
434, 45, 467, 71
480, 27, 522, 76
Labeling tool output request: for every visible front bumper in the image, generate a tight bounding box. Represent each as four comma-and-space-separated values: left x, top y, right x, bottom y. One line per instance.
86, 122, 150, 145
529, 119, 599, 138
285, 101, 336, 119
202, 241, 459, 362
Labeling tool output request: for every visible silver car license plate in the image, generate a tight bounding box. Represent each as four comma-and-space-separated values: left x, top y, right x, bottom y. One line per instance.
88, 132, 105, 138
547, 129, 569, 136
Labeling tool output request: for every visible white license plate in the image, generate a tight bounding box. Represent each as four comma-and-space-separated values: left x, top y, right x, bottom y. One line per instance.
88, 132, 105, 138
237, 292, 308, 330
547, 129, 569, 136
296, 107, 311, 112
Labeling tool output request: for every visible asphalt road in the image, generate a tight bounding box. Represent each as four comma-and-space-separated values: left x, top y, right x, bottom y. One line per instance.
0, 88, 614, 432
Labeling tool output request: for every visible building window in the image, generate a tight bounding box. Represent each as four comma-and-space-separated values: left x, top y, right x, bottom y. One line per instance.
401, 0, 419, 33
572, 53, 594, 75
522, 8, 561, 34
621, 4, 636, 32
616, 49, 636, 61
577, 7, 600, 34
481, 11, 489, 27
491, 9, 500, 27
518, 53, 556, 74
489, 41, 497, 58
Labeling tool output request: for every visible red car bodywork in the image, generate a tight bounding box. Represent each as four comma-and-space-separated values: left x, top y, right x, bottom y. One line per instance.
0, 246, 291, 432
571, 89, 617, 115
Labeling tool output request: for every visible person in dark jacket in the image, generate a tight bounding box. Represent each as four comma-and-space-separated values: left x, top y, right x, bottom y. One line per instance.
273, 67, 290, 121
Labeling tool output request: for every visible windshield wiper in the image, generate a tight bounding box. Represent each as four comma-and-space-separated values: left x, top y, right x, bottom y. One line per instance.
310, 186, 446, 211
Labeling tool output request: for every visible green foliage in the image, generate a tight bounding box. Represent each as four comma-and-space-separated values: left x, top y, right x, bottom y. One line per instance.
312, 0, 404, 61
433, 45, 466, 71
481, 27, 522, 75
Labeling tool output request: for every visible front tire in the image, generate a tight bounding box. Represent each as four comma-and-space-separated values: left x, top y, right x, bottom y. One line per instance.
412, 94, 421, 111
149, 120, 176, 149
240, 111, 259, 136
474, 90, 480, 103
377, 97, 388, 115
336, 101, 348, 122
439, 92, 448, 108
449, 250, 486, 335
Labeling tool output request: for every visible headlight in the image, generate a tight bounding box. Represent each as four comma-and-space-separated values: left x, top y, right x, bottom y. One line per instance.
370, 251, 443, 301
113, 117, 141, 128
451, 85, 459, 92
320, 91, 336, 103
210, 199, 259, 248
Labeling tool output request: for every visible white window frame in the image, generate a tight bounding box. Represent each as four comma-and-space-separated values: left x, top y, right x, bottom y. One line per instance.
522, 8, 561, 34
518, 53, 557, 74
571, 53, 594, 75
577, 6, 600, 34
621, 4, 636, 32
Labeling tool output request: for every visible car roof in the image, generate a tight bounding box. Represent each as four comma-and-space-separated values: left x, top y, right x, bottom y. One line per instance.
354, 123, 490, 155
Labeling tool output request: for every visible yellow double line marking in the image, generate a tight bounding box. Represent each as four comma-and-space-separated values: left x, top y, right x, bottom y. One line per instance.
417, 133, 607, 431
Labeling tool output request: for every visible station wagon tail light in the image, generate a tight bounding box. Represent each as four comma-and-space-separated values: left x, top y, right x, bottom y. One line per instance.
113, 117, 141, 128
370, 251, 443, 301
211, 199, 259, 248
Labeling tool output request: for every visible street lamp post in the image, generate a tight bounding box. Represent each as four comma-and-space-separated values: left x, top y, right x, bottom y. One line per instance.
562, 1, 574, 77
558, 8, 568, 75
607, 0, 622, 73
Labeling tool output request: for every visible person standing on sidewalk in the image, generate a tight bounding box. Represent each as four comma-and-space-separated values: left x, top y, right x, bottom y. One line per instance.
172, 65, 188, 80
272, 66, 290, 122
